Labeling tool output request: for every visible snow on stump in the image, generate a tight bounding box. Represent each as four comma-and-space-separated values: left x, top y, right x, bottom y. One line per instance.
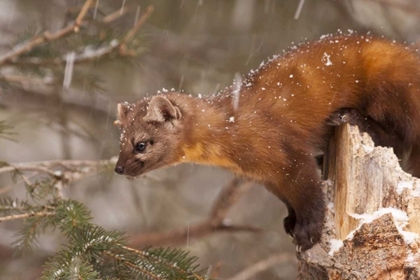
298, 124, 420, 280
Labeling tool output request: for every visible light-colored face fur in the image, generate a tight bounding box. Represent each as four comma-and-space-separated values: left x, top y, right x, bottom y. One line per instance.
114, 95, 184, 177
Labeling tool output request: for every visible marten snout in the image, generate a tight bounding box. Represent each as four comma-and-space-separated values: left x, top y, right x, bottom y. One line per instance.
114, 157, 145, 176
114, 165, 124, 175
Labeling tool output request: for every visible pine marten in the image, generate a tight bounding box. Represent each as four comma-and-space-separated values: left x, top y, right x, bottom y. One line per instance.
114, 34, 420, 251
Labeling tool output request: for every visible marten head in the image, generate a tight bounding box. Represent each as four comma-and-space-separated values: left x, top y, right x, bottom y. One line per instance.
114, 95, 184, 177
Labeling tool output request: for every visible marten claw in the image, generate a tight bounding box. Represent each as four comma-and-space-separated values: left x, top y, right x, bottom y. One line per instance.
292, 220, 322, 252
326, 111, 348, 126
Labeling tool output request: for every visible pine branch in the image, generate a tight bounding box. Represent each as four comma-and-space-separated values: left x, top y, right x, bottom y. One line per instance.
1, 195, 210, 278
0, 210, 55, 223
119, 5, 154, 56
0, 4, 213, 278
121, 246, 206, 280
0, 164, 60, 177
12, 212, 55, 252
0, 157, 159, 195
0, 0, 95, 65
0, 197, 34, 215
102, 4, 133, 23
40, 251, 101, 280
55, 200, 92, 236
1, 4, 154, 67
25, 178, 57, 201
8, 199, 91, 252
40, 223, 208, 279
104, 251, 162, 280
0, 157, 117, 183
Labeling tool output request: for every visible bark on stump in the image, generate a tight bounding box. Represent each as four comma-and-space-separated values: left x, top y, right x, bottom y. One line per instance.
298, 124, 420, 280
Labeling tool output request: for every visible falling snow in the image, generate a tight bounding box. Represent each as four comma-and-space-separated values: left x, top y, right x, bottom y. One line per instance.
63, 51, 75, 89
232, 73, 242, 111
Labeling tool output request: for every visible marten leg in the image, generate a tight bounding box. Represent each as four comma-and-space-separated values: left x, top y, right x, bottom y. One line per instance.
268, 153, 325, 251
287, 160, 325, 251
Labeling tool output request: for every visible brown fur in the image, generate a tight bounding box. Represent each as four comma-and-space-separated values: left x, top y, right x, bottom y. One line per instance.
115, 34, 420, 251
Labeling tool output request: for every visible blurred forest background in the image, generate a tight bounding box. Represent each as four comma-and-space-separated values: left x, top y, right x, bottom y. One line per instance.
1, 0, 420, 279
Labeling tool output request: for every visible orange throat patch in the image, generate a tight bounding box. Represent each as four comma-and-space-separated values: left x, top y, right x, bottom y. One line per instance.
181, 143, 240, 171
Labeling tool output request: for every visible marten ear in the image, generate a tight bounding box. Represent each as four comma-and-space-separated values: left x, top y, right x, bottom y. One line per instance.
144, 96, 182, 123
115, 103, 130, 126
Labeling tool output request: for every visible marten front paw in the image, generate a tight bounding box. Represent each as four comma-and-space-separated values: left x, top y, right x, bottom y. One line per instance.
292, 220, 322, 252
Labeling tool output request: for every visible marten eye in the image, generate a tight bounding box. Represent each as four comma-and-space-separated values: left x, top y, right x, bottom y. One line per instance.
136, 142, 147, 153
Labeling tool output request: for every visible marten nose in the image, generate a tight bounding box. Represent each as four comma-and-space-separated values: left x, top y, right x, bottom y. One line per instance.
115, 165, 125, 175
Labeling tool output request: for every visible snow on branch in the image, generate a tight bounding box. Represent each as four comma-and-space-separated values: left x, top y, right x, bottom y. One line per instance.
0, 2, 154, 67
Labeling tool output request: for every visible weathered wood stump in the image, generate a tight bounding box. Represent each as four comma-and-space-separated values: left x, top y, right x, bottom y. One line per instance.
298, 124, 420, 279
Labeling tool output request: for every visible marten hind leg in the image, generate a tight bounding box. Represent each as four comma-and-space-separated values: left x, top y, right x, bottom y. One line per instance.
327, 108, 403, 154
403, 144, 420, 178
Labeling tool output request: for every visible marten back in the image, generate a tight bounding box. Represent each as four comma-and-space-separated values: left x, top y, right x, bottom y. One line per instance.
115, 34, 420, 251
221, 34, 420, 174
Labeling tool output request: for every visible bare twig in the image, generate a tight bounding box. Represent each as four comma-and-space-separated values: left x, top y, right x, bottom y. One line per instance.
75, 0, 94, 26
0, 186, 12, 195
0, 157, 117, 182
0, 165, 59, 177
66, 2, 132, 22
0, 211, 55, 223
2, 43, 122, 66
121, 5, 154, 43
119, 5, 154, 55
0, 158, 116, 171
129, 178, 259, 248
102, 5, 132, 23
209, 178, 253, 224
0, 75, 55, 85
1, 4, 153, 67
0, 0, 94, 65
130, 221, 260, 248
0, 87, 111, 125
227, 253, 296, 280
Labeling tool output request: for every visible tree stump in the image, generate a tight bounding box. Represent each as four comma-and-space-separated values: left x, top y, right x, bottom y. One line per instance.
298, 124, 420, 279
